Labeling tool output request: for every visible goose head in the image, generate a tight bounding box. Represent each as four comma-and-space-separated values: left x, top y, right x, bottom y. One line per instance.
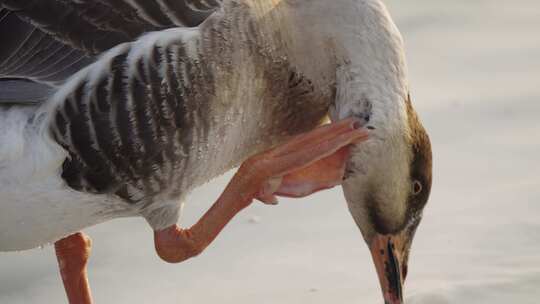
339, 96, 432, 304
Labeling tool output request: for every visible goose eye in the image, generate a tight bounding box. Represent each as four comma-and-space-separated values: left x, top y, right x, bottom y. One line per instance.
412, 180, 423, 195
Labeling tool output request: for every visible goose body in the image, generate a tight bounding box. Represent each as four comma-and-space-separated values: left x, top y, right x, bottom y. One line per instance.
0, 1, 342, 250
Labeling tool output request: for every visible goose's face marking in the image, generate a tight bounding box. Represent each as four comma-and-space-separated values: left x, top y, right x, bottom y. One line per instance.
342, 97, 432, 304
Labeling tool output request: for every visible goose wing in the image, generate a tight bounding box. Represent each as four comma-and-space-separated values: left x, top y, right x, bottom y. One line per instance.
0, 8, 93, 84
0, 0, 221, 103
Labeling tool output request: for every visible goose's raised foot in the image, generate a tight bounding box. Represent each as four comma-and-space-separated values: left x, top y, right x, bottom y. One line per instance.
154, 118, 369, 263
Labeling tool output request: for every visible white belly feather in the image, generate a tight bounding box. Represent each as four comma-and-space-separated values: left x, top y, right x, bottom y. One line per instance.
0, 106, 135, 251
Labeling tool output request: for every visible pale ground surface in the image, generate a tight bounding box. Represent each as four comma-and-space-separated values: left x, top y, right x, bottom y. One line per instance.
1, 1, 540, 303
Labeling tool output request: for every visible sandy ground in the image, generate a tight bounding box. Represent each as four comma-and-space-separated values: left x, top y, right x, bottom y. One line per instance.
1, 1, 540, 303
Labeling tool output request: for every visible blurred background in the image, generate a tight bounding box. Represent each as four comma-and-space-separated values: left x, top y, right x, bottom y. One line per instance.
1, 1, 539, 303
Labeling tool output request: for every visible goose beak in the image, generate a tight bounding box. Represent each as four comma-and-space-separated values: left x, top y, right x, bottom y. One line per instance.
369, 232, 408, 304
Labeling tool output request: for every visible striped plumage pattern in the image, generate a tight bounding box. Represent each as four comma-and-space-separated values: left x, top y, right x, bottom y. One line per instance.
44, 3, 325, 208
0, 0, 229, 205
51, 30, 213, 205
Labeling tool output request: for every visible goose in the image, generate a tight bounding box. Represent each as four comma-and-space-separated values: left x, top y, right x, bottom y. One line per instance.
0, 0, 432, 303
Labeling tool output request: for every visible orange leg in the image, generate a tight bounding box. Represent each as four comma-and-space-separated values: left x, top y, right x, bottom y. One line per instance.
55, 232, 93, 304
154, 118, 369, 263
